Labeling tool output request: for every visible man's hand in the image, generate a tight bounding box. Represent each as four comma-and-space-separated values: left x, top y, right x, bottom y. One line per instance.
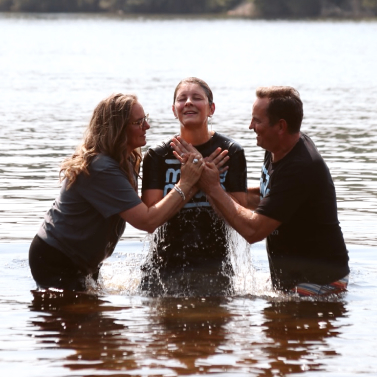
199, 162, 221, 193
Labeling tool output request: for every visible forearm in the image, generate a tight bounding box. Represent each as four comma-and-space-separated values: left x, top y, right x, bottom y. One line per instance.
247, 186, 261, 210
144, 181, 194, 230
206, 185, 264, 244
228, 191, 248, 207
122, 181, 193, 233
208, 190, 247, 218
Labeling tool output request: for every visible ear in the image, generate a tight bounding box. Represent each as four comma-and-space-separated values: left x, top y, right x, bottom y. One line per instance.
277, 119, 288, 134
172, 104, 178, 119
209, 102, 215, 117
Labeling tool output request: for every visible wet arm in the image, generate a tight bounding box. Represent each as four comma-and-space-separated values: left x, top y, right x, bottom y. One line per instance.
121, 154, 203, 233
202, 163, 281, 244
121, 181, 193, 233
247, 187, 260, 210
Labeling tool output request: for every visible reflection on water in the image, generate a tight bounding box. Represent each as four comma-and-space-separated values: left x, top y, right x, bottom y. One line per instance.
260, 300, 347, 374
2, 243, 374, 376
28, 289, 348, 375
30, 291, 139, 372
145, 297, 231, 373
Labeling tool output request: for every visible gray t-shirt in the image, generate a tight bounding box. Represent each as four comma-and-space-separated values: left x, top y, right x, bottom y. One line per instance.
38, 154, 142, 274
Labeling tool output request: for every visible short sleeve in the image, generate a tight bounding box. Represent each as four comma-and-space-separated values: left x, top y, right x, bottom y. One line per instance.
256, 163, 310, 223
76, 159, 142, 218
142, 148, 167, 191
225, 149, 247, 193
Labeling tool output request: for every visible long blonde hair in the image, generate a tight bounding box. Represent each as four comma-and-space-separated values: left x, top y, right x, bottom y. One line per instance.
60, 93, 141, 189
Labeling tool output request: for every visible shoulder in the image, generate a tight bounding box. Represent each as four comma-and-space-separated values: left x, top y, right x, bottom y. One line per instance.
274, 134, 328, 183
89, 154, 120, 173
144, 138, 174, 160
76, 154, 134, 190
213, 132, 244, 155
281, 133, 320, 165
294, 133, 319, 157
294, 134, 328, 173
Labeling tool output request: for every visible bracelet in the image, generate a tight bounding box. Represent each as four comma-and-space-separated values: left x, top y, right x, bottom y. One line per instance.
173, 185, 186, 201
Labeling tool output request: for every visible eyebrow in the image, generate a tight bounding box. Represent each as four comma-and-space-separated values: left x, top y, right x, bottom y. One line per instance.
132, 115, 146, 122
177, 91, 205, 96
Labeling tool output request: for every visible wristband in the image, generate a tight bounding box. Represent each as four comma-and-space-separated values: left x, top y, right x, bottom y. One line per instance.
173, 185, 186, 201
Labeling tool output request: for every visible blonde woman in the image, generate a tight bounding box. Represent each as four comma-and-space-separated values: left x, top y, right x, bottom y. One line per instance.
29, 93, 203, 291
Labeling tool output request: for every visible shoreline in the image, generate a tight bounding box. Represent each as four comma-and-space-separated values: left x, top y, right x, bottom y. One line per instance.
0, 11, 376, 21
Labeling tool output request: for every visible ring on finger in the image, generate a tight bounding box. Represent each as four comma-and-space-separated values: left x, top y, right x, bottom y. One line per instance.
193, 158, 199, 164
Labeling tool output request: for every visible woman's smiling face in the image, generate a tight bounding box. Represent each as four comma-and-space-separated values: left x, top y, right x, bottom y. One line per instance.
172, 83, 214, 129
126, 101, 150, 155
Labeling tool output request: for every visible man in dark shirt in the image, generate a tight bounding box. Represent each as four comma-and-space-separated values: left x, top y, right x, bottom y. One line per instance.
199, 86, 350, 296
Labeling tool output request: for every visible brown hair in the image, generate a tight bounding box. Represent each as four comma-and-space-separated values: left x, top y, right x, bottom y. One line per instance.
60, 93, 141, 189
173, 77, 214, 106
256, 86, 303, 134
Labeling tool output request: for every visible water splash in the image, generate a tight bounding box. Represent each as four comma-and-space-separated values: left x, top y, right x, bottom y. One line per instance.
226, 226, 277, 298
99, 236, 152, 295
98, 225, 279, 298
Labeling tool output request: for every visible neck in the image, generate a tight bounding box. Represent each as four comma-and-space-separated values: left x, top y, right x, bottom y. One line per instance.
180, 125, 213, 146
272, 133, 300, 162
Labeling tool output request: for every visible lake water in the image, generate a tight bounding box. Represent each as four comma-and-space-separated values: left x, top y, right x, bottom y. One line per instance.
0, 13, 377, 376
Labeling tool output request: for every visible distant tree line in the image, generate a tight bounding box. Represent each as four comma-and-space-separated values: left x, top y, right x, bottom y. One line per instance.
0, 0, 243, 13
0, 0, 376, 17
253, 0, 377, 17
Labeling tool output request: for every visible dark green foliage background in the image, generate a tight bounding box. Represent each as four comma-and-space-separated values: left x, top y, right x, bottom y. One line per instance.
0, 0, 376, 17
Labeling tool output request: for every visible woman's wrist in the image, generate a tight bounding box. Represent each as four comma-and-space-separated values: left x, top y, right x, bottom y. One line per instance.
173, 184, 186, 201
175, 181, 192, 200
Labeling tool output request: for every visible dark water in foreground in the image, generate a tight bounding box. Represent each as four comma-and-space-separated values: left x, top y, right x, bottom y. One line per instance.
1, 241, 377, 376
1, 14, 377, 376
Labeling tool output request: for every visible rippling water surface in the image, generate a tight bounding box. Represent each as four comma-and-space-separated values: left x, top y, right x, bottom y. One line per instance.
0, 14, 377, 376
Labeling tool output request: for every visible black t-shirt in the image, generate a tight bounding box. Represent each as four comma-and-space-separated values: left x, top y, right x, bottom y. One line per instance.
256, 133, 350, 290
142, 132, 247, 276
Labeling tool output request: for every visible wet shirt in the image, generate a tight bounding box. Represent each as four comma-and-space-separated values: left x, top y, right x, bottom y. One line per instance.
141, 132, 247, 275
38, 154, 142, 274
256, 133, 350, 290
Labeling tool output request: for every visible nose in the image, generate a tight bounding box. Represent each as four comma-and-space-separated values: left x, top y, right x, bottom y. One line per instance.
184, 96, 193, 106
143, 120, 150, 130
249, 119, 255, 131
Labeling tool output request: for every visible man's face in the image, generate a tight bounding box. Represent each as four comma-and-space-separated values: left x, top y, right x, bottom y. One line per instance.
249, 97, 279, 152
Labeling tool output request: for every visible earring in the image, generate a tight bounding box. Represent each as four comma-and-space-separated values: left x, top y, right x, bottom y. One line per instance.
209, 115, 213, 131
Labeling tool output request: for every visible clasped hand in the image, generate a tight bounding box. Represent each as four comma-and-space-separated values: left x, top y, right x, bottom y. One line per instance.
170, 136, 228, 192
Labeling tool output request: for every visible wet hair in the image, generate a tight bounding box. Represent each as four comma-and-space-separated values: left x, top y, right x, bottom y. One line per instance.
256, 86, 303, 134
173, 77, 214, 106
60, 93, 141, 189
